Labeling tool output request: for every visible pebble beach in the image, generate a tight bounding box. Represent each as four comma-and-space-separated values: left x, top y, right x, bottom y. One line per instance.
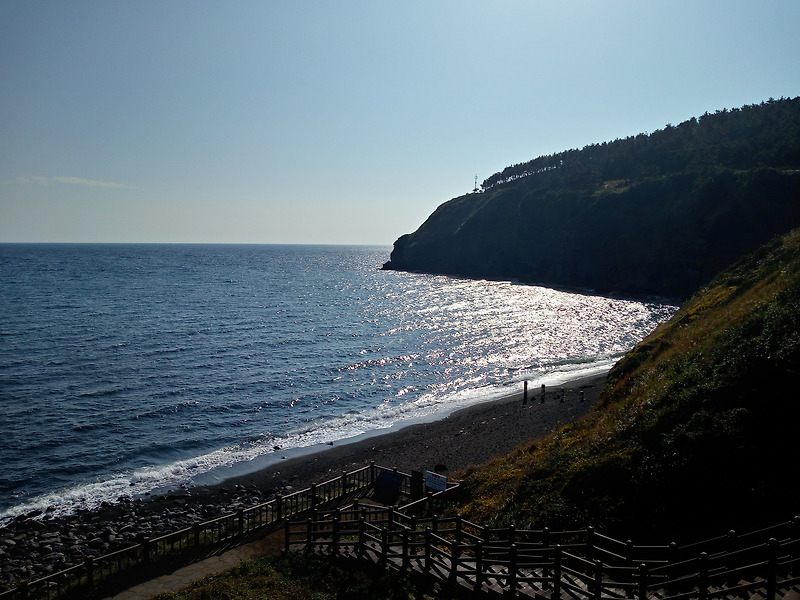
0, 373, 606, 592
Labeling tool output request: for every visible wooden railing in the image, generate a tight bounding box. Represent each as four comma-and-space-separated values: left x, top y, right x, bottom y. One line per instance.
287, 508, 800, 599
0, 462, 404, 600
9, 458, 799, 600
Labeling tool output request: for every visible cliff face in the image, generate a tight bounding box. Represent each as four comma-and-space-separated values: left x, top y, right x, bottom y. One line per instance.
384, 98, 800, 299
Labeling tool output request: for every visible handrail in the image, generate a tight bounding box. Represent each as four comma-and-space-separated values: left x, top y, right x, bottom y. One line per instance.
0, 462, 397, 600
286, 509, 800, 599
7, 458, 799, 600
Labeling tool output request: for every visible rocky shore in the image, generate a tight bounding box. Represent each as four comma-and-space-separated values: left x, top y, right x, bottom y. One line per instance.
0, 373, 606, 592
0, 484, 283, 590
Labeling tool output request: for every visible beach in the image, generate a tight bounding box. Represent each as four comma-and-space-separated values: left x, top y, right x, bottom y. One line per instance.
0, 372, 607, 591
212, 372, 607, 494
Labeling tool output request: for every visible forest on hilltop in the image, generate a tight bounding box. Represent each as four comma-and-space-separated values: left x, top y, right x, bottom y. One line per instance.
482, 97, 800, 190
384, 97, 800, 299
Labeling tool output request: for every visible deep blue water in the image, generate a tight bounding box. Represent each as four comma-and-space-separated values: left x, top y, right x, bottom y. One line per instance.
0, 244, 677, 518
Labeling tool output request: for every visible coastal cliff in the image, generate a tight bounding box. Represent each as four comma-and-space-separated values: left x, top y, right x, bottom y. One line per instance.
384, 97, 800, 299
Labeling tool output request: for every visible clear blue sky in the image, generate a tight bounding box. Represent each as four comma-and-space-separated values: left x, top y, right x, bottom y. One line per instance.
2, 1, 799, 245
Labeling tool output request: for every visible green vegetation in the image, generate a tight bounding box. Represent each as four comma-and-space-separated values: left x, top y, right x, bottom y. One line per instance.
454, 227, 800, 541
151, 552, 455, 600
385, 97, 800, 298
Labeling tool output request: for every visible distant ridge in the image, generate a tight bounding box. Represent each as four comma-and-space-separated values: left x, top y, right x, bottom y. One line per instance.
384, 97, 800, 299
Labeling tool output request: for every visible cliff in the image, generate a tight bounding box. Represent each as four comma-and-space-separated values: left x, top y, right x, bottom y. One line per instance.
384, 98, 800, 299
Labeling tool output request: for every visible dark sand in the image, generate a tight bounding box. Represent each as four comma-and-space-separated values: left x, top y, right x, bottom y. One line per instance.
0, 372, 607, 590
199, 372, 607, 496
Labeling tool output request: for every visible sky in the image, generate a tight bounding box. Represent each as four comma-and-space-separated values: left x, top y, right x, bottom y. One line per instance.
2, 2, 799, 245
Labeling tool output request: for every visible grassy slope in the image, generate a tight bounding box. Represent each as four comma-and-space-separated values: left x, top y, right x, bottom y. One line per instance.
454, 227, 800, 542
152, 552, 458, 600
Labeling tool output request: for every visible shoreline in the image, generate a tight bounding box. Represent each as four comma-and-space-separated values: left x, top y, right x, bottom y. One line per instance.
188, 365, 615, 488
187, 371, 608, 504
0, 371, 607, 591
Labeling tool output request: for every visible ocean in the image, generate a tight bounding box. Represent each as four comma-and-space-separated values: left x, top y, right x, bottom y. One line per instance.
0, 244, 677, 520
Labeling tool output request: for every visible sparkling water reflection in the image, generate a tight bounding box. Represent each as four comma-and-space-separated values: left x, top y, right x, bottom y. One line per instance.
0, 244, 676, 518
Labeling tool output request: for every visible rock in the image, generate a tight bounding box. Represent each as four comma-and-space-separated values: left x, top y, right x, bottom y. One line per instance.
0, 479, 279, 594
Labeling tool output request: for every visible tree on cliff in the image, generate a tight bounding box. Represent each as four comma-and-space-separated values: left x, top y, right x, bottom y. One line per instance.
384, 97, 800, 299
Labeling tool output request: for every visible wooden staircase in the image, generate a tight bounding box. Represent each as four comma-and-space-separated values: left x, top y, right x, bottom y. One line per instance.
287, 506, 800, 599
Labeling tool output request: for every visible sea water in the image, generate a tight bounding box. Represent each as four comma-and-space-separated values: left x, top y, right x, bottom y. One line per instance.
0, 244, 677, 519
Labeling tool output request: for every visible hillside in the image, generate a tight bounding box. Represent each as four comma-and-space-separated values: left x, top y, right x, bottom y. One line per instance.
384, 97, 800, 299
452, 226, 800, 541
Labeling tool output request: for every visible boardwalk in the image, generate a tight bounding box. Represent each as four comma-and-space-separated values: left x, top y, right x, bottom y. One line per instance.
5, 464, 800, 600
287, 506, 800, 600
0, 463, 394, 600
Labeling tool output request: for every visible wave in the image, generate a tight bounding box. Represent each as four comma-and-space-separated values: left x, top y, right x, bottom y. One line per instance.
0, 245, 676, 521
0, 357, 615, 521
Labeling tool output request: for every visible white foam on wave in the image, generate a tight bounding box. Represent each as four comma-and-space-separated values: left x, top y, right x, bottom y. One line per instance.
0, 358, 616, 522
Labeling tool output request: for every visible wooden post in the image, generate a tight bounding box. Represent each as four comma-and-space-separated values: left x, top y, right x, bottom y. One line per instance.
475, 541, 484, 592
542, 527, 552, 588
370, 461, 376, 484
593, 559, 603, 600
523, 380, 528, 405
638, 563, 648, 600
331, 511, 341, 552
358, 517, 366, 561
450, 538, 460, 583
560, 387, 565, 403
305, 518, 313, 552
402, 528, 410, 571
424, 528, 432, 573
541, 384, 546, 403
341, 470, 348, 494
767, 538, 778, 600
698, 552, 709, 600
276, 494, 283, 521
586, 526, 595, 560
507, 543, 518, 597
238, 509, 245, 535
381, 523, 388, 566
193, 521, 201, 547
411, 470, 424, 500
310, 483, 317, 511
668, 541, 678, 580
553, 545, 562, 599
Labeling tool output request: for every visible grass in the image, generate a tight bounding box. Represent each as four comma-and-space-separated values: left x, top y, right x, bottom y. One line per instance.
151, 551, 458, 600
452, 227, 800, 540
